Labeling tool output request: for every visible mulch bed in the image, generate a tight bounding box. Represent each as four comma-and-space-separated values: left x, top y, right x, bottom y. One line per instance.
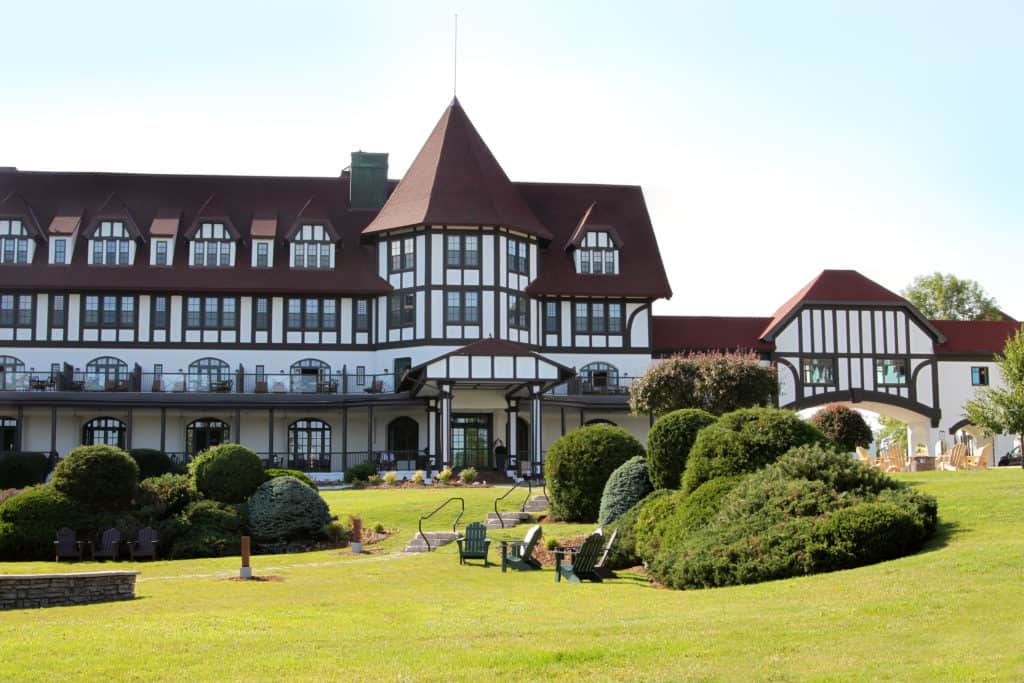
226, 575, 285, 582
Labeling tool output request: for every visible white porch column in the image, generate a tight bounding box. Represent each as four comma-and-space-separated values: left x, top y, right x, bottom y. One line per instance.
506, 399, 519, 475
530, 384, 543, 477
426, 400, 438, 472
907, 420, 937, 458
440, 383, 453, 469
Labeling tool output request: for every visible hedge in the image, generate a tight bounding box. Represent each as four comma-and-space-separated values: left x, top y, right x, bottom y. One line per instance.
0, 486, 85, 560
0, 452, 51, 489
129, 449, 175, 480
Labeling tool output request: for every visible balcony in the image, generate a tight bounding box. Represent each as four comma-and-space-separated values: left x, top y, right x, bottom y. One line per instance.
164, 449, 431, 474
551, 374, 637, 397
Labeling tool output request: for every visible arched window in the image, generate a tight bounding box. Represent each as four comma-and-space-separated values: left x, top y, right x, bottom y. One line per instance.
189, 357, 231, 392
387, 417, 419, 456
290, 358, 331, 393
83, 417, 126, 449
0, 416, 18, 451
579, 362, 619, 393
186, 418, 230, 456
86, 356, 129, 390
0, 355, 24, 390
289, 418, 332, 471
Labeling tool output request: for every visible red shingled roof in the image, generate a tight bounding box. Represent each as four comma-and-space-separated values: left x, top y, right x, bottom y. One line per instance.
653, 316, 774, 354
932, 319, 1022, 355
362, 98, 551, 239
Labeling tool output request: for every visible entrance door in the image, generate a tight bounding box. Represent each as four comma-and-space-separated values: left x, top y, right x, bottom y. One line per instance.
0, 417, 17, 451
451, 414, 492, 469
186, 418, 230, 456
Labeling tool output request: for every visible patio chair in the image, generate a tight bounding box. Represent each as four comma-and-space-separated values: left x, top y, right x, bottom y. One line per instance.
885, 447, 907, 473
128, 527, 159, 561
594, 527, 619, 579
54, 527, 83, 562
966, 444, 991, 470
942, 443, 968, 471
91, 528, 122, 562
500, 524, 542, 572
855, 446, 874, 466
456, 521, 491, 566
555, 530, 604, 583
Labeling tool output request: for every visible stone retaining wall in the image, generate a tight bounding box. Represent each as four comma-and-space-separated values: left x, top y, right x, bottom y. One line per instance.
0, 571, 139, 610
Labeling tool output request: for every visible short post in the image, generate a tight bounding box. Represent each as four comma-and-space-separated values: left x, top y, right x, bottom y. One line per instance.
240, 535, 253, 579
350, 516, 363, 554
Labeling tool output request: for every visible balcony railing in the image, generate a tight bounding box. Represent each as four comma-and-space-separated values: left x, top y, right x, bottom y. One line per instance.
551, 375, 637, 397
165, 449, 431, 474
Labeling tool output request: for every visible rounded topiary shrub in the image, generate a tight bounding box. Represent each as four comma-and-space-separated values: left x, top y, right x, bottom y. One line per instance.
810, 404, 874, 452
189, 443, 265, 504
265, 468, 317, 490
170, 499, 248, 559
546, 425, 646, 522
248, 476, 332, 545
129, 449, 175, 480
51, 445, 139, 512
598, 456, 653, 526
646, 409, 716, 490
0, 486, 85, 560
0, 452, 51, 489
137, 473, 196, 521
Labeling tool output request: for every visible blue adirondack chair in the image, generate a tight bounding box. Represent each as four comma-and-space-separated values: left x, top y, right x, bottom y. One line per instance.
456, 521, 491, 566
555, 530, 604, 583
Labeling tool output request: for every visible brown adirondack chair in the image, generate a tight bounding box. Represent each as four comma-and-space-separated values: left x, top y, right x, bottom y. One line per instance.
54, 527, 83, 562
500, 524, 543, 572
555, 530, 604, 583
456, 521, 491, 566
92, 528, 122, 561
128, 527, 159, 561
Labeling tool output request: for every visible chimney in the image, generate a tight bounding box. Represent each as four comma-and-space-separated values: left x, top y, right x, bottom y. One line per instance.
349, 151, 388, 210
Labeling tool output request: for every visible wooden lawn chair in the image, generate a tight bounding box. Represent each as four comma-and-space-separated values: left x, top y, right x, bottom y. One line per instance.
54, 527, 83, 562
594, 527, 619, 579
500, 524, 542, 572
91, 528, 122, 561
885, 447, 907, 472
967, 444, 991, 470
128, 526, 159, 561
855, 446, 874, 467
456, 521, 491, 566
555, 530, 604, 583
942, 443, 968, 471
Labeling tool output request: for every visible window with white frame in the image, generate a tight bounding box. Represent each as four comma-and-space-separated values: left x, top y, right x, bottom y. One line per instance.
0, 294, 32, 327
52, 238, 68, 265
575, 231, 619, 275
388, 292, 415, 328
90, 221, 133, 265
255, 241, 270, 268
446, 290, 480, 324
254, 297, 270, 331
543, 300, 559, 334
153, 239, 170, 266
446, 234, 480, 268
389, 236, 415, 273
508, 294, 528, 330
83, 295, 136, 329
0, 220, 30, 264
354, 298, 370, 332
51, 294, 67, 328
287, 297, 338, 331
291, 224, 333, 269
573, 300, 623, 334
507, 237, 528, 275
185, 296, 237, 330
190, 223, 234, 267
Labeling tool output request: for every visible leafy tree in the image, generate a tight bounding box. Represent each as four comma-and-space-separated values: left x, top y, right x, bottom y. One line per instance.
630, 352, 777, 417
810, 404, 874, 452
902, 272, 1001, 321
877, 416, 907, 449
965, 326, 1024, 462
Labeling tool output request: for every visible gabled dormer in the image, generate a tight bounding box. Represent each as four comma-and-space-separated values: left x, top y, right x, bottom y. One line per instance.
46, 208, 82, 264
148, 209, 180, 266
250, 212, 277, 268
0, 192, 44, 265
84, 193, 144, 266
286, 197, 339, 270
185, 195, 240, 267
566, 202, 622, 275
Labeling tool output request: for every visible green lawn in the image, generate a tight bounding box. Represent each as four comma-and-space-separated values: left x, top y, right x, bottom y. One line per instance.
2, 472, 1023, 681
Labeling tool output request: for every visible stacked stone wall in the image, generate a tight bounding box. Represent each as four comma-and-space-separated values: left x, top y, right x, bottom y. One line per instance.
0, 571, 139, 610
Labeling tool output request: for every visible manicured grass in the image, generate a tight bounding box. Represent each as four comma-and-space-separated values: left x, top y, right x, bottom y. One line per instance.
2, 472, 1024, 680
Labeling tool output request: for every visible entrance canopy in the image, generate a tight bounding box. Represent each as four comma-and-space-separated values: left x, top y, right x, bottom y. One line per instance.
400, 338, 575, 398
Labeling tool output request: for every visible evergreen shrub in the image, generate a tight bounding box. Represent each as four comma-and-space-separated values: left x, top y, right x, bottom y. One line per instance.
598, 456, 653, 525
51, 445, 139, 512
646, 408, 716, 490
265, 468, 317, 489
546, 425, 645, 522
170, 500, 247, 559
0, 486, 85, 560
344, 462, 377, 484
0, 452, 51, 489
129, 449, 175, 480
189, 444, 264, 504
248, 477, 332, 544
137, 473, 196, 521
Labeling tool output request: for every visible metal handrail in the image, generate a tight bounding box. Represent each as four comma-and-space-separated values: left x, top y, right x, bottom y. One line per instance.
492, 480, 532, 529
417, 496, 465, 552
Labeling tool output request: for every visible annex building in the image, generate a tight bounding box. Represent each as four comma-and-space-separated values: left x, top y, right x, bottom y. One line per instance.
0, 99, 1017, 477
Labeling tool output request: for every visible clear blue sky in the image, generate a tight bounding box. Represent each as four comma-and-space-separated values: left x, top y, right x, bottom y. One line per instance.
3, 1, 1021, 318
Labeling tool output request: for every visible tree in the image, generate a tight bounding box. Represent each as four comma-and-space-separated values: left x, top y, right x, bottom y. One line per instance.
877, 416, 907, 449
965, 326, 1024, 465
810, 404, 873, 452
630, 352, 778, 417
901, 272, 1001, 321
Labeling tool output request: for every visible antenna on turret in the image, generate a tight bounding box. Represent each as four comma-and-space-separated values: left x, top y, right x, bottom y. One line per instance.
453, 13, 459, 97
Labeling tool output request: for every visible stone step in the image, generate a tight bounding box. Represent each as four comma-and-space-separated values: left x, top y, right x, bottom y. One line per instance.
523, 495, 549, 513
403, 531, 458, 553
485, 511, 531, 521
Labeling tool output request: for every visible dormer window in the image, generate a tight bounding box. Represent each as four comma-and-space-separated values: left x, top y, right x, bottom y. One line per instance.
575, 231, 618, 275
89, 221, 133, 265
291, 224, 333, 269
0, 220, 30, 264
190, 222, 234, 267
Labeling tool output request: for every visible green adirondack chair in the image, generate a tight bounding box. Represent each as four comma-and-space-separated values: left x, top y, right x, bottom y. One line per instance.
555, 530, 604, 583
456, 521, 491, 566
500, 524, 543, 572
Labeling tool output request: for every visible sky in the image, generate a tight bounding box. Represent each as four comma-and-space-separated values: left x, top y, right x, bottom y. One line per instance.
2, 1, 1022, 319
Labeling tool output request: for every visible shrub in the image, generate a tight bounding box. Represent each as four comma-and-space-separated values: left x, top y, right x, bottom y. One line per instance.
248, 476, 332, 545
805, 502, 926, 572
367, 474, 383, 486
265, 468, 317, 490
437, 467, 454, 484
322, 520, 351, 544
129, 449, 175, 480
672, 475, 744, 536
459, 467, 478, 485
646, 409, 716, 490
189, 444, 265, 504
546, 425, 646, 522
0, 452, 51, 489
771, 445, 899, 496
383, 471, 398, 486
0, 488, 20, 506
344, 461, 377, 483
634, 489, 686, 563
0, 486, 86, 560
810, 404, 874, 452
630, 351, 777, 416
170, 500, 247, 559
412, 470, 425, 485
682, 408, 829, 493
137, 473, 196, 521
51, 445, 139, 512
604, 489, 671, 570
598, 456, 653, 525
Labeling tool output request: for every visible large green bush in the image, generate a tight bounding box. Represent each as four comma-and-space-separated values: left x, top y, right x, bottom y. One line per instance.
0, 452, 51, 489
546, 425, 645, 522
603, 489, 671, 570
189, 444, 265, 504
0, 486, 85, 560
810, 404, 874, 452
598, 456, 653, 525
646, 409, 716, 490
248, 476, 332, 546
344, 462, 378, 483
170, 500, 247, 559
805, 502, 927, 572
634, 488, 687, 563
629, 351, 777, 416
265, 468, 317, 490
130, 449, 175, 480
51, 445, 139, 512
682, 407, 829, 493
137, 473, 196, 521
